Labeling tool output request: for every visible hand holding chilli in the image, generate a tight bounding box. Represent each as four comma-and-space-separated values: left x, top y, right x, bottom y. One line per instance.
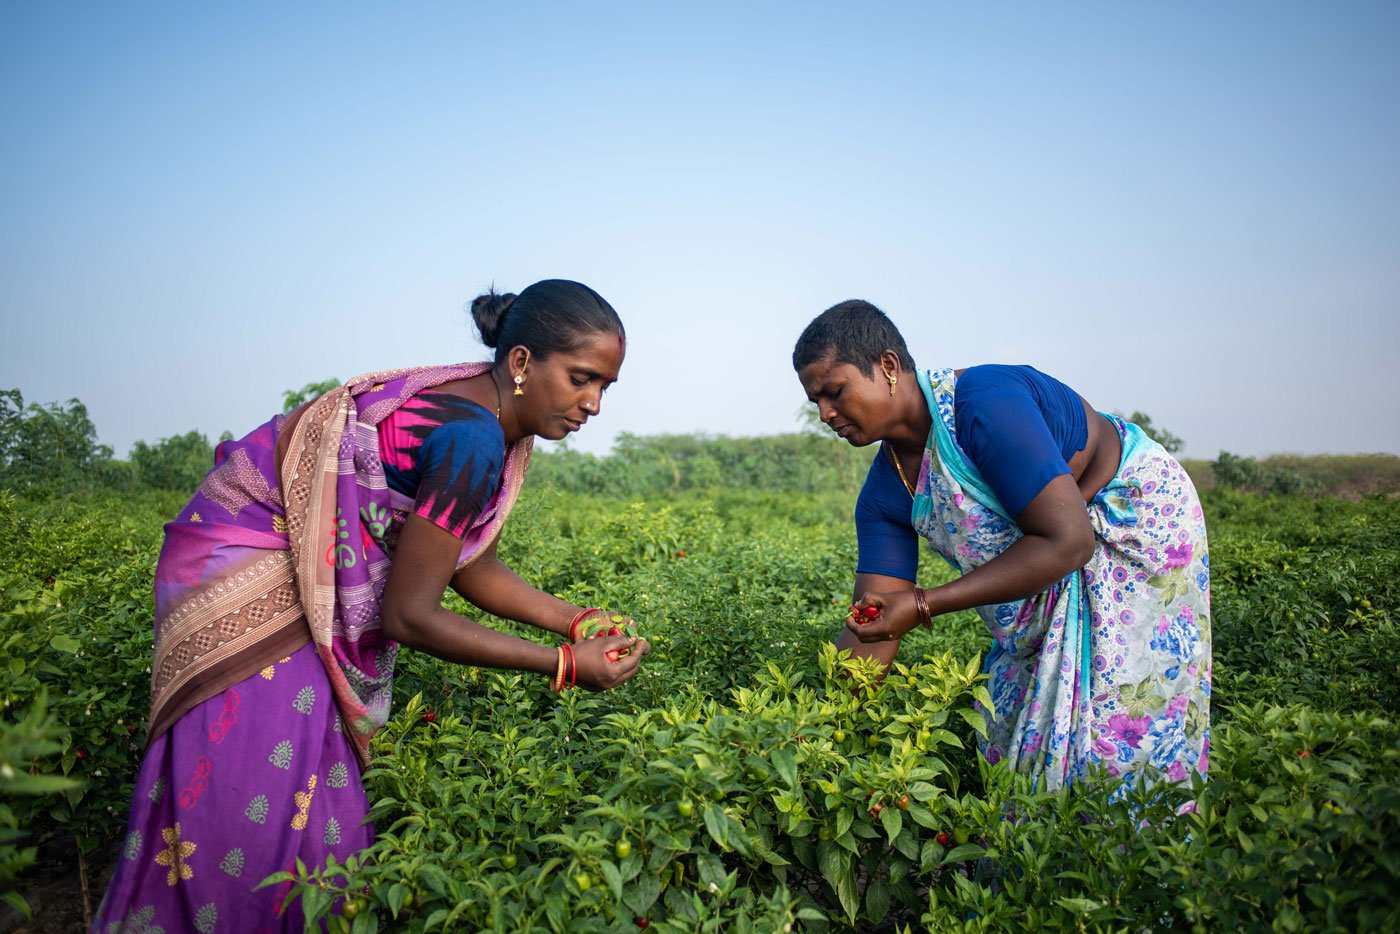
573, 634, 651, 691
846, 591, 920, 642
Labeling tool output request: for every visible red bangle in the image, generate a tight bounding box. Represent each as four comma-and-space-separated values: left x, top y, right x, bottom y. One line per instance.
563, 643, 577, 690
568, 608, 600, 642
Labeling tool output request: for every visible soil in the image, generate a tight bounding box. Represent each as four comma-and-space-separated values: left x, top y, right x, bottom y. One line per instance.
1, 835, 117, 934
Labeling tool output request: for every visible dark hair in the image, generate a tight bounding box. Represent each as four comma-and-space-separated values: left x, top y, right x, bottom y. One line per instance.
792, 299, 916, 373
469, 279, 624, 363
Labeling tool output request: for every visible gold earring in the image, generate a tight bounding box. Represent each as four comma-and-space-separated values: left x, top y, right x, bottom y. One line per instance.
513, 374, 525, 397
887, 372, 897, 396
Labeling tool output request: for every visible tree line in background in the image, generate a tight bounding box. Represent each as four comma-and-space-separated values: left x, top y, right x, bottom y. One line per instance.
3, 386, 1397, 499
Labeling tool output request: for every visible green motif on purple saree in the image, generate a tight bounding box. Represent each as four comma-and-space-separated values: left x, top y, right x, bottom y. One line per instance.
293, 685, 316, 715
245, 794, 269, 824
194, 903, 217, 933
269, 740, 293, 769
219, 847, 245, 876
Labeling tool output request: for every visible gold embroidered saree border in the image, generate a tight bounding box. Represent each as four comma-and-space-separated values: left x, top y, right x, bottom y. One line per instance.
282, 387, 350, 647
280, 386, 377, 765
148, 550, 310, 740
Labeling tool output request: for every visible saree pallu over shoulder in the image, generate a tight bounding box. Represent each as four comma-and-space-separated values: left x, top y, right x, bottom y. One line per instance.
148, 363, 532, 765
148, 416, 310, 742
910, 369, 1211, 799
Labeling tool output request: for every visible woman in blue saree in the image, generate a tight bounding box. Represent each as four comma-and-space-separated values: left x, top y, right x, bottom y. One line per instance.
793, 300, 1210, 798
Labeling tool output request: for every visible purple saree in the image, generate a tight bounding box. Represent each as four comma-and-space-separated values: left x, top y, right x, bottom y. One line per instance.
95, 363, 532, 933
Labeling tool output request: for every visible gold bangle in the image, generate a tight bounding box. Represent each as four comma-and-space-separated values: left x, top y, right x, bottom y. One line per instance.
551, 645, 566, 692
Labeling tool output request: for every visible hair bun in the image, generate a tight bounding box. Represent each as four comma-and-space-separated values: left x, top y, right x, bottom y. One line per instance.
469, 289, 518, 348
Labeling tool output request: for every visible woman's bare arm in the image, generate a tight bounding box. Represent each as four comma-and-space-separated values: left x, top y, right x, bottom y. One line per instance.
849, 473, 1094, 642
381, 515, 644, 689
448, 537, 580, 639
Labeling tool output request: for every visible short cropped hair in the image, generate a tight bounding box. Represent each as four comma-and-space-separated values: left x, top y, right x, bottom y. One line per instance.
791, 299, 916, 373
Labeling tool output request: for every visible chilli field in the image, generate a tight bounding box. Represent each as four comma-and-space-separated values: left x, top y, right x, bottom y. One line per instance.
2, 429, 1399, 932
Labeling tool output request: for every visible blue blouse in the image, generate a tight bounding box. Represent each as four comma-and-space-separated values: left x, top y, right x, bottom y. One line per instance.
376, 392, 505, 540
854, 365, 1088, 581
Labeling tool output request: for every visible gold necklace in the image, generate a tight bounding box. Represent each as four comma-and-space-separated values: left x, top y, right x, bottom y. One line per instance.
887, 444, 915, 498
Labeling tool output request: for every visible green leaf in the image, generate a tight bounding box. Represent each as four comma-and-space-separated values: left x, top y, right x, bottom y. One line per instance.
386, 883, 407, 917
4, 774, 82, 795
865, 878, 891, 923
2, 891, 31, 921
772, 747, 798, 788
623, 869, 661, 916
1058, 897, 1107, 914
696, 851, 726, 888
907, 803, 938, 830
703, 803, 730, 849
50, 634, 80, 654
879, 802, 903, 844
940, 842, 985, 865
817, 839, 847, 891
836, 860, 859, 921
601, 859, 624, 903
929, 728, 963, 748
958, 707, 990, 738
835, 806, 853, 841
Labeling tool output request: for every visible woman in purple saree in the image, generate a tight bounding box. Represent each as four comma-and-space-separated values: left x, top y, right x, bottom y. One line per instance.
793, 300, 1210, 800
96, 280, 649, 933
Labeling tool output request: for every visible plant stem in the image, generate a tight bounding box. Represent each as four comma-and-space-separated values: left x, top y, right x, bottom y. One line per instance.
77, 839, 92, 925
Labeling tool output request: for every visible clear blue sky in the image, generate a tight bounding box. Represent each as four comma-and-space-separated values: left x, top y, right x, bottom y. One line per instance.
3, 1, 1397, 459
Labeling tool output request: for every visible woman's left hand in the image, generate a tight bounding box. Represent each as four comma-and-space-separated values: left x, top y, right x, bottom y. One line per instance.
846, 590, 922, 642
572, 634, 652, 691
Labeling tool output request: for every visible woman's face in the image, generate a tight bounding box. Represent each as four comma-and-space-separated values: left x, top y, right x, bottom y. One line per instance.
797, 355, 891, 447
513, 331, 624, 441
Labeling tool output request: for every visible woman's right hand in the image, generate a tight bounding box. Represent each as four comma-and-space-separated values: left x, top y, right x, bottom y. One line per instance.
571, 634, 650, 691
847, 589, 922, 642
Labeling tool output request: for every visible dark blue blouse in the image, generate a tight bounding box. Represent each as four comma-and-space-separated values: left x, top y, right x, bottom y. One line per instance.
854, 365, 1088, 581
376, 392, 505, 540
